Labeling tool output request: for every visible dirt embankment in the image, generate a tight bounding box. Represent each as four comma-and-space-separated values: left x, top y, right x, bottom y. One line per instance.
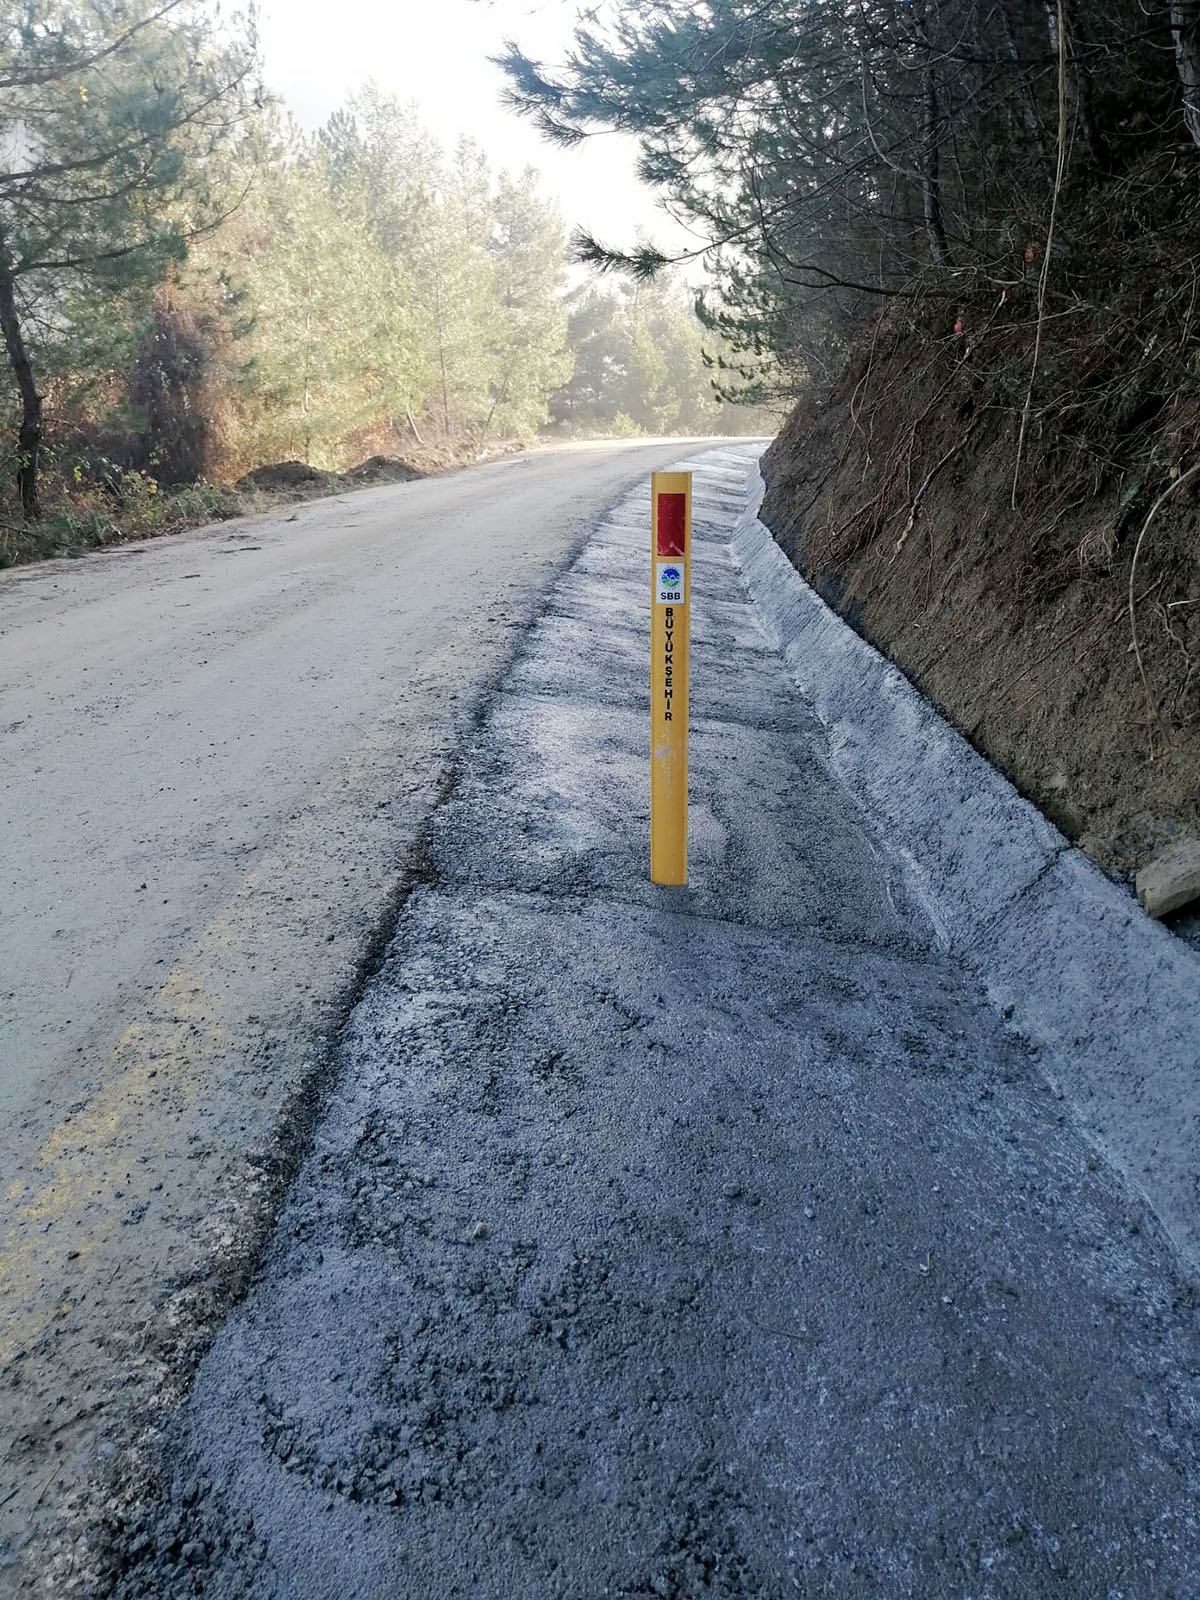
760, 313, 1200, 887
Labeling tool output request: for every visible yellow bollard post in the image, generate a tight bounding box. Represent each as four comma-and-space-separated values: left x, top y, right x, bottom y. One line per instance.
650, 471, 691, 885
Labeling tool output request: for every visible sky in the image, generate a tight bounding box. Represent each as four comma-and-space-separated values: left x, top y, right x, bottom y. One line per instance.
256, 0, 701, 264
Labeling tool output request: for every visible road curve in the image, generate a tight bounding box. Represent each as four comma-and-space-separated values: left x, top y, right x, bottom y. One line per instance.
0, 438, 715, 1586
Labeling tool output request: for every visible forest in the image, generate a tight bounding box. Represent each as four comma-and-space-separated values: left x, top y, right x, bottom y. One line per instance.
0, 1, 763, 563
502, 0, 1200, 443
500, 0, 1200, 880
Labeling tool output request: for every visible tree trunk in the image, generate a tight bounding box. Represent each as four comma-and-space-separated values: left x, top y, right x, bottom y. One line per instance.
921, 62, 950, 267
999, 0, 1049, 166
0, 242, 43, 520
1170, 0, 1200, 150
911, 0, 950, 268
1045, 0, 1104, 168
480, 371, 512, 442
301, 309, 312, 465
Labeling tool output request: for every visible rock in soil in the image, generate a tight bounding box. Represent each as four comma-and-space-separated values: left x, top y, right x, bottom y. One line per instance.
1136, 834, 1200, 918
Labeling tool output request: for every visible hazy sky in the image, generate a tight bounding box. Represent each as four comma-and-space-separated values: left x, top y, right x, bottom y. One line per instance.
256, 0, 699, 261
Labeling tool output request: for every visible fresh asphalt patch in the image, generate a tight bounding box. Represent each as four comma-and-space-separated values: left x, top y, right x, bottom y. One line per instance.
97, 449, 1200, 1598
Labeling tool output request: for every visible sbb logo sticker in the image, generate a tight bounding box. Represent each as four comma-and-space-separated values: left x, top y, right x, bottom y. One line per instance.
655, 562, 685, 605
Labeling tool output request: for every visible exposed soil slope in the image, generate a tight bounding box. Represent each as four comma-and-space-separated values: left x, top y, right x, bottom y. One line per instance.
761, 312, 1200, 882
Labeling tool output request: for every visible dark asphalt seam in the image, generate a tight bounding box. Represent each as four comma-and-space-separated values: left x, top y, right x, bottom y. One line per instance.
219, 496, 614, 1203
207, 459, 728, 1328
91, 448, 1200, 1600
482, 681, 815, 739
407, 879, 943, 972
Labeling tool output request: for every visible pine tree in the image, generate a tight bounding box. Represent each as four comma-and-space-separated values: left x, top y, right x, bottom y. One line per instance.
0, 0, 258, 515
548, 272, 758, 437
211, 144, 414, 470
481, 170, 572, 439
498, 0, 1180, 398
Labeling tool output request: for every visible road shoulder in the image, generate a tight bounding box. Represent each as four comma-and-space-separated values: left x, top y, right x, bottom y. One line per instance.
97, 448, 1200, 1598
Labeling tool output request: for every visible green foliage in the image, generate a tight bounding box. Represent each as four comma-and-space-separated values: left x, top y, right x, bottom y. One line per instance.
1, 18, 778, 549
408, 139, 499, 439
550, 272, 769, 437
1, 1, 256, 274
207, 142, 421, 471
482, 170, 573, 437
0, 1, 258, 338
0, 0, 260, 512
0, 468, 240, 567
499, 1, 1183, 403
212, 93, 574, 465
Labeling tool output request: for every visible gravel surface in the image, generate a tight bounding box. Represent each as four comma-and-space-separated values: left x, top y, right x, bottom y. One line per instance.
97, 450, 1200, 1598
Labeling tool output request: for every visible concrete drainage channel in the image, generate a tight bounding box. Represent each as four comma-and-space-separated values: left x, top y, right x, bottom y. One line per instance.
100, 448, 1200, 1598
732, 466, 1200, 1277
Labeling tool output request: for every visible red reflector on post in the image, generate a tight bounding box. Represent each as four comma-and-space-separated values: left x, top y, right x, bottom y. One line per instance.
656, 493, 687, 556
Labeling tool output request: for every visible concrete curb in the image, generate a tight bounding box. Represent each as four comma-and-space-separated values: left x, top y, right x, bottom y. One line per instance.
734, 464, 1200, 1274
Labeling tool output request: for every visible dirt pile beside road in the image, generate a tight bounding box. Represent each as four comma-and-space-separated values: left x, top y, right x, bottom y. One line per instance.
234, 455, 426, 497
2, 440, 530, 570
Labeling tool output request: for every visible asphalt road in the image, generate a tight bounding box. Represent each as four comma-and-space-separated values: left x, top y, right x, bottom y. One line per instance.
98, 450, 1200, 1598
0, 438, 711, 1589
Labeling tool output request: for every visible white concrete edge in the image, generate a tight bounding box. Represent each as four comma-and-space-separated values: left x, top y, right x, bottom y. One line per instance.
732, 460, 1200, 1276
